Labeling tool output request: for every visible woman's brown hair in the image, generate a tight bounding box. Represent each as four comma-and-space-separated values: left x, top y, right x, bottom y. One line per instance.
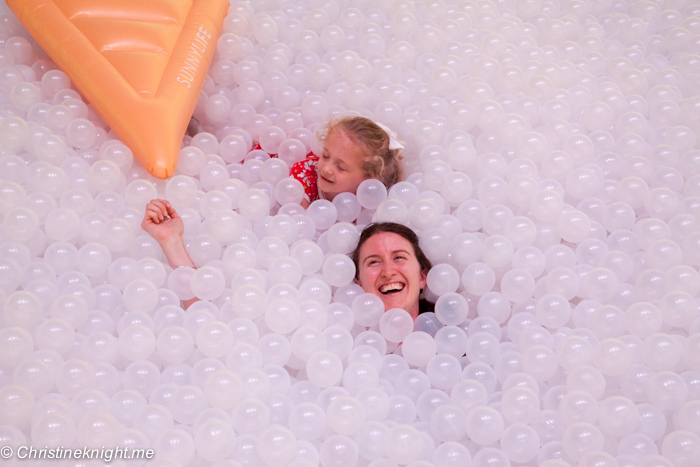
351, 222, 432, 279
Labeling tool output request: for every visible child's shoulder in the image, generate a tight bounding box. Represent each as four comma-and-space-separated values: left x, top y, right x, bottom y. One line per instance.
289, 152, 320, 202
291, 152, 319, 169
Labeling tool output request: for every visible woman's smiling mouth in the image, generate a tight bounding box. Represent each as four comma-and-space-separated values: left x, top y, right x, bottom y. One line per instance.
379, 282, 405, 294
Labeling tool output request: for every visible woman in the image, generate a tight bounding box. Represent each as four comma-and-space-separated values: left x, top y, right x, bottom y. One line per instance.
351, 222, 433, 320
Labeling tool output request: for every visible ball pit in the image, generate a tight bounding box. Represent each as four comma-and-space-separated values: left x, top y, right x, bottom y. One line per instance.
1, 1, 700, 467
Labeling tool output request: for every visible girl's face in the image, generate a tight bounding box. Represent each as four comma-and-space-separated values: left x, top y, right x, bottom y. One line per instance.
316, 129, 367, 200
355, 232, 427, 319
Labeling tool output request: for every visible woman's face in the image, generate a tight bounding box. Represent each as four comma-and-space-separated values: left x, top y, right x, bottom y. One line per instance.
316, 129, 366, 201
355, 232, 427, 319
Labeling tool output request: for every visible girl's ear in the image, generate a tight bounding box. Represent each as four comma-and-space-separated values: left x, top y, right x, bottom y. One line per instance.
419, 270, 427, 289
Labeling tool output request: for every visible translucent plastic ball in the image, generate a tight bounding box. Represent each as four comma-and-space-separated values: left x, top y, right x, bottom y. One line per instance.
465, 405, 504, 446
3, 290, 43, 329
425, 354, 461, 391
152, 428, 196, 465
322, 254, 355, 287
376, 308, 412, 344
199, 190, 232, 220
65, 118, 97, 149
461, 262, 496, 296
597, 395, 639, 437
557, 209, 591, 243
196, 322, 233, 359
646, 370, 688, 410
3, 207, 39, 242
45, 208, 81, 242
332, 192, 362, 223
567, 365, 606, 399
265, 299, 300, 335
194, 418, 236, 462
556, 336, 593, 370
407, 199, 440, 230
536, 294, 572, 329
306, 200, 337, 231
559, 390, 598, 426
401, 332, 436, 367
326, 396, 366, 436
257, 425, 298, 467
500, 269, 536, 302
123, 279, 159, 313
476, 292, 511, 324
426, 263, 460, 295
203, 370, 243, 411
13, 357, 54, 399
522, 345, 558, 381
50, 294, 88, 329
319, 435, 359, 467
276, 138, 306, 166
31, 411, 76, 448
100, 218, 134, 253
429, 403, 465, 442
384, 424, 422, 465
434, 292, 468, 325
76, 411, 121, 449
641, 333, 681, 371
0, 116, 30, 152
501, 386, 540, 424
287, 401, 326, 441
33, 318, 74, 355
562, 422, 604, 462
290, 326, 326, 363
165, 175, 198, 208
500, 423, 540, 464
165, 266, 197, 301
659, 430, 700, 467
11, 82, 41, 111
471, 446, 511, 467
583, 267, 619, 302
350, 293, 383, 327
354, 179, 387, 210
156, 326, 194, 364
374, 198, 408, 224
88, 160, 122, 192
55, 359, 95, 399
118, 324, 155, 361
238, 188, 270, 220
190, 266, 226, 300
306, 351, 343, 388
327, 222, 360, 254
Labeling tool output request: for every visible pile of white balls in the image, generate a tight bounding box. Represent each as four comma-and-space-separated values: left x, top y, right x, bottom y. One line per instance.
1, 0, 700, 466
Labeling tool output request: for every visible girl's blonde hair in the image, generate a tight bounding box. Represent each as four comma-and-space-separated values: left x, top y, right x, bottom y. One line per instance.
320, 116, 404, 189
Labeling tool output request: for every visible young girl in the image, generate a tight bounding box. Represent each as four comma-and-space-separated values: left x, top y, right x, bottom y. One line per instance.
142, 116, 404, 306
290, 116, 404, 207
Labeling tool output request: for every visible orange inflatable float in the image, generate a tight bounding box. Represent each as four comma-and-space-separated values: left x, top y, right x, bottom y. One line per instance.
7, 0, 229, 179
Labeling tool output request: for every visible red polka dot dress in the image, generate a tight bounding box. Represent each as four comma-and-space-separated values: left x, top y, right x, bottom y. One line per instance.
252, 142, 320, 203
289, 153, 320, 203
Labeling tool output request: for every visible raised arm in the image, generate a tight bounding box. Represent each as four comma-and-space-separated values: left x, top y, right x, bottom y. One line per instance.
142, 199, 198, 309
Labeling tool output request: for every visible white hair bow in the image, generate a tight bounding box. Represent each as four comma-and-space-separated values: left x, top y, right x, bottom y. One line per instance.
375, 122, 404, 151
